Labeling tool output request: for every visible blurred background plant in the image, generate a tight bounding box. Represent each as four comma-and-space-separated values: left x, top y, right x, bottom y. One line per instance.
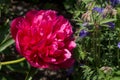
64, 0, 120, 80
1, 0, 120, 80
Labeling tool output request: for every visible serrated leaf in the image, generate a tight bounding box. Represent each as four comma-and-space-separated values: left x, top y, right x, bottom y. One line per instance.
79, 45, 86, 59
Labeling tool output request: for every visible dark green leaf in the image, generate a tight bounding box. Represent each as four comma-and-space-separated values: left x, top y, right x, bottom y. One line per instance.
0, 38, 14, 52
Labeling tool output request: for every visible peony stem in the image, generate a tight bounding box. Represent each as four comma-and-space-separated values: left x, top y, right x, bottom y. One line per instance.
0, 57, 25, 66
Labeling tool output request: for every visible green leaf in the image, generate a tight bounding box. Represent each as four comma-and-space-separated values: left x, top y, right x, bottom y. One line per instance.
112, 77, 120, 80
1, 77, 7, 80
0, 65, 2, 70
117, 7, 120, 15
78, 45, 86, 60
25, 67, 38, 80
82, 0, 93, 4
114, 70, 120, 75
0, 38, 14, 52
100, 19, 116, 25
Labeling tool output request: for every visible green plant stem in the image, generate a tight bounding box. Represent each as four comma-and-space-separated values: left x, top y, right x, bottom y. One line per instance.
93, 30, 97, 67
108, 31, 111, 64
0, 57, 25, 65
95, 31, 97, 66
117, 47, 120, 68
98, 30, 101, 66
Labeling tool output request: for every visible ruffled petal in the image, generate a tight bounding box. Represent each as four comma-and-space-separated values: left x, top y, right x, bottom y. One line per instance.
10, 17, 24, 39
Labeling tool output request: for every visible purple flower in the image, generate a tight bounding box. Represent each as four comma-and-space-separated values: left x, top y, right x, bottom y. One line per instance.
79, 30, 88, 38
117, 42, 120, 48
93, 7, 104, 14
93, 7, 115, 29
107, 22, 115, 29
110, 0, 120, 6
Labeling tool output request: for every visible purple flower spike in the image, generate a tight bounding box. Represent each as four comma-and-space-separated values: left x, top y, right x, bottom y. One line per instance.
117, 42, 120, 48
107, 22, 115, 29
79, 30, 88, 38
93, 7, 115, 29
110, 0, 120, 6
93, 7, 104, 14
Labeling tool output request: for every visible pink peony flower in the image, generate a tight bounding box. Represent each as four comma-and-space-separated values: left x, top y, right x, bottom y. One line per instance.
10, 10, 76, 69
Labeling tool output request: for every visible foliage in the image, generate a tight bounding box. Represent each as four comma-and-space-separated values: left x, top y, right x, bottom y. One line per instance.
64, 0, 120, 80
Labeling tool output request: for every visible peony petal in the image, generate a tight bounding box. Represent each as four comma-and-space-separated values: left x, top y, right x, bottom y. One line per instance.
10, 10, 76, 69
56, 32, 65, 41
43, 57, 56, 63
58, 58, 75, 68
63, 49, 72, 59
15, 31, 22, 54
10, 17, 24, 39
53, 49, 71, 64
67, 41, 76, 51
25, 10, 39, 23
28, 57, 50, 68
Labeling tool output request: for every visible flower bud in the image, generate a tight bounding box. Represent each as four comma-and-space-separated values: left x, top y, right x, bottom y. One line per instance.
100, 66, 113, 73
112, 9, 117, 16
103, 5, 117, 16
81, 11, 91, 22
